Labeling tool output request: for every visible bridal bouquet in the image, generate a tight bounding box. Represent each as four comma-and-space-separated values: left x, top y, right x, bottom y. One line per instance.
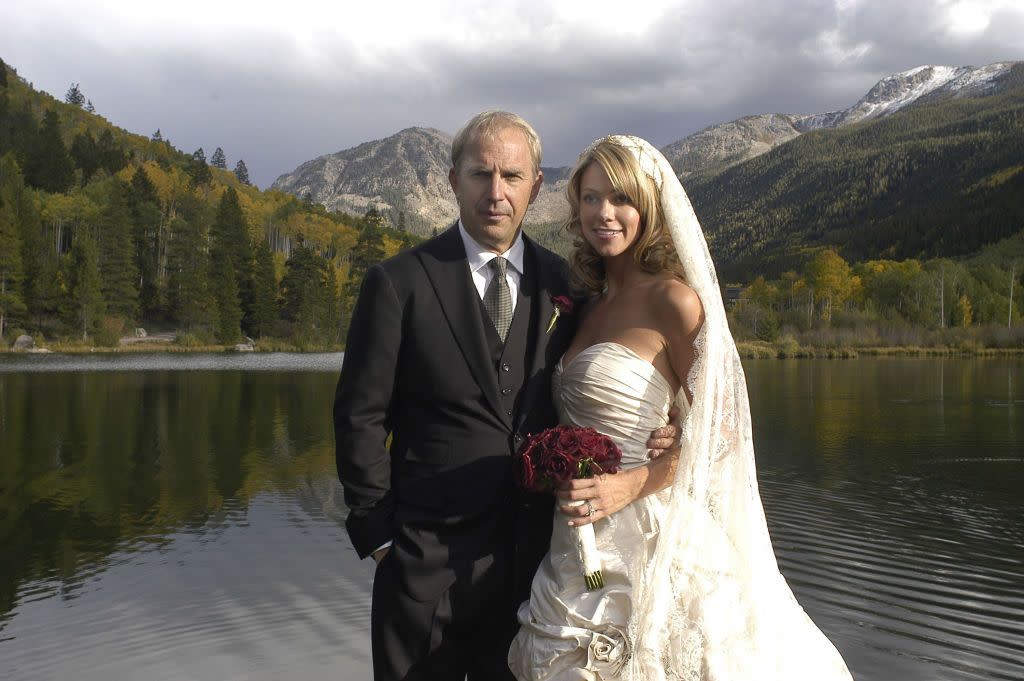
514, 425, 623, 589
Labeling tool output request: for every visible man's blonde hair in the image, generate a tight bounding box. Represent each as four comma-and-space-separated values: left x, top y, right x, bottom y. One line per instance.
451, 110, 542, 172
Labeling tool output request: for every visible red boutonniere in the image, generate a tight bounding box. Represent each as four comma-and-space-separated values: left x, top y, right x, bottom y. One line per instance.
547, 295, 574, 334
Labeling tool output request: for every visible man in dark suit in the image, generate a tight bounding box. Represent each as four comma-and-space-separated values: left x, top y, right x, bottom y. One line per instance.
335, 111, 674, 681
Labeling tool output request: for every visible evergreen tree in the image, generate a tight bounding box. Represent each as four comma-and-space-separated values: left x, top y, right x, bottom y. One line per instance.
280, 244, 334, 344
166, 214, 212, 331
210, 147, 227, 169
250, 237, 277, 338
210, 187, 255, 333
233, 159, 250, 185
64, 83, 85, 107
348, 221, 386, 288
85, 100, 95, 114
8, 102, 38, 171
187, 148, 212, 188
397, 210, 406, 232
364, 206, 386, 229
96, 179, 139, 319
96, 129, 126, 174
211, 254, 242, 343
0, 171, 25, 339
0, 87, 11, 155
128, 166, 163, 320
70, 131, 100, 182
1, 154, 52, 328
0, 57, 8, 88
322, 259, 341, 344
280, 244, 316, 323
342, 221, 386, 335
26, 110, 74, 193
151, 129, 163, 142
66, 230, 104, 340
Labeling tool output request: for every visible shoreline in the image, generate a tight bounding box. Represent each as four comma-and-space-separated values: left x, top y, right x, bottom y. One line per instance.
735, 341, 1024, 359
0, 345, 344, 354
3, 342, 1022, 358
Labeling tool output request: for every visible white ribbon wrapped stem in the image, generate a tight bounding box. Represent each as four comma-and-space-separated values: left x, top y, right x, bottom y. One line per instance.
567, 499, 604, 589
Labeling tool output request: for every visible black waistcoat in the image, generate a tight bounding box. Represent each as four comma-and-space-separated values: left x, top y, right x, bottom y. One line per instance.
477, 265, 537, 425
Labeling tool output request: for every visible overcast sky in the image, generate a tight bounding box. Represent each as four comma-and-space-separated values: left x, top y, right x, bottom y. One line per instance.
3, 0, 1021, 188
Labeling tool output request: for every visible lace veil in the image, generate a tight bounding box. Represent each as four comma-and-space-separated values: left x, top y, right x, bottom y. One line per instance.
583, 136, 853, 681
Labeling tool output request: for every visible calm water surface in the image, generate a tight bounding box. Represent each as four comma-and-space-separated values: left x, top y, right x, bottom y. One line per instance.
1, 354, 1021, 681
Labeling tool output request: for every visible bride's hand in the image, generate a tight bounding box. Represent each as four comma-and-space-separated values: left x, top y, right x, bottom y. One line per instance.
557, 471, 645, 526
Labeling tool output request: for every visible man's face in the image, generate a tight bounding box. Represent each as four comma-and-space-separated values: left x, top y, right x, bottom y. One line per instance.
449, 127, 543, 254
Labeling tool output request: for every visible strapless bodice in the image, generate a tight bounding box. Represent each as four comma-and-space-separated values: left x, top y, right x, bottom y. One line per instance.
510, 342, 686, 680
553, 342, 683, 468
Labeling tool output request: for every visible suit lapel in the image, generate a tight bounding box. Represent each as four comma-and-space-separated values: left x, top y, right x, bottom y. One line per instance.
514, 237, 566, 433
418, 225, 506, 426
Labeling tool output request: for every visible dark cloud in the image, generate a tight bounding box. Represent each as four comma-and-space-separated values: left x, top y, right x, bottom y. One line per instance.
1, 1, 1019, 186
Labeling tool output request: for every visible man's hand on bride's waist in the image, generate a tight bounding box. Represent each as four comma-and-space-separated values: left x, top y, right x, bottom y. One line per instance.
646, 403, 682, 459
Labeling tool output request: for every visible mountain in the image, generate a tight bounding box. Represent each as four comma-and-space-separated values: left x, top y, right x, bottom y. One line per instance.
688, 62, 1024, 280
662, 114, 804, 180
663, 62, 1019, 179
271, 127, 572, 236
272, 127, 456, 233
271, 61, 1021, 264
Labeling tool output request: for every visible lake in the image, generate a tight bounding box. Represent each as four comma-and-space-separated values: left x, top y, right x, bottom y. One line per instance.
1, 354, 1021, 680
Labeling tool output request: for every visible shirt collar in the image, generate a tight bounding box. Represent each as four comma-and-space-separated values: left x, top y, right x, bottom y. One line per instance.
457, 220, 525, 275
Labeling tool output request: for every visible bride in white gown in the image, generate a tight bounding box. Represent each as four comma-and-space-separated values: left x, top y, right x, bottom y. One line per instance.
508, 136, 853, 681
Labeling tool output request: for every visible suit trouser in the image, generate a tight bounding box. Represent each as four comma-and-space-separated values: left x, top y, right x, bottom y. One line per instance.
371, 541, 520, 681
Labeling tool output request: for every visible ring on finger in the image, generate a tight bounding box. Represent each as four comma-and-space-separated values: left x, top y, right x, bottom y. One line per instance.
585, 500, 595, 517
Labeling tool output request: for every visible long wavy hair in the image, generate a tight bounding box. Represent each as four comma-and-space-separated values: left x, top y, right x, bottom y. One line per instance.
565, 139, 685, 295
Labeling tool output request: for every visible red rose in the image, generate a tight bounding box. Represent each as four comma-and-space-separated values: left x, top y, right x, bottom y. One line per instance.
546, 449, 576, 485
514, 425, 622, 492
578, 429, 602, 452
551, 295, 574, 314
516, 451, 537, 489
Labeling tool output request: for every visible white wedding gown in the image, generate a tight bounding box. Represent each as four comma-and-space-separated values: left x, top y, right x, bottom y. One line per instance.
509, 341, 683, 680
508, 341, 853, 681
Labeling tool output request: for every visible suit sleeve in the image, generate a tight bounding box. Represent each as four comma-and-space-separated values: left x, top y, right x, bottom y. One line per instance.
334, 264, 402, 558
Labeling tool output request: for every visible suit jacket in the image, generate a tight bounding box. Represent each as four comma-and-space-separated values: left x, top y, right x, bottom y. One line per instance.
335, 224, 575, 603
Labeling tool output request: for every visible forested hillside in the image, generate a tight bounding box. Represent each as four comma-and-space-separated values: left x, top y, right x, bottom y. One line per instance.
689, 64, 1024, 281
0, 58, 417, 348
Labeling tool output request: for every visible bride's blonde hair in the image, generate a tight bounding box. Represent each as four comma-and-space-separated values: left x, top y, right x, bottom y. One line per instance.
565, 139, 685, 294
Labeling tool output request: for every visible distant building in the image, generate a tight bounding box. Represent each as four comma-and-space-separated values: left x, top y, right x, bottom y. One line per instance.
722, 285, 744, 307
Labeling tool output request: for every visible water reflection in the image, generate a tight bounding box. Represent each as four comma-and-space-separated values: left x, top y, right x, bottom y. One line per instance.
0, 358, 375, 680
747, 358, 1024, 681
0, 356, 1022, 680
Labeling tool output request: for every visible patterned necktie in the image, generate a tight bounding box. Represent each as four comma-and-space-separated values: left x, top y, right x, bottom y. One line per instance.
483, 257, 512, 342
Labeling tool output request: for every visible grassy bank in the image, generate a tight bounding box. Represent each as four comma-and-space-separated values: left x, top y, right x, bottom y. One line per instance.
2, 335, 343, 354
735, 340, 1024, 359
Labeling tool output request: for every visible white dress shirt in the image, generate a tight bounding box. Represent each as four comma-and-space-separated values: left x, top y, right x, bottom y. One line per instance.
458, 221, 524, 313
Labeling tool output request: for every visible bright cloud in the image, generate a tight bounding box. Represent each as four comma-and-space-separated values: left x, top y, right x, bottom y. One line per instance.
2, 0, 1019, 186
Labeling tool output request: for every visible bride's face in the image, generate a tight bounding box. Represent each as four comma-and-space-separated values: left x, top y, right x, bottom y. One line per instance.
578, 163, 642, 260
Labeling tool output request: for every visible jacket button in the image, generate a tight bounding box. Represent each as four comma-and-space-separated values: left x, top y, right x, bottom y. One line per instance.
506, 409, 513, 416
501, 387, 512, 395
502, 363, 511, 372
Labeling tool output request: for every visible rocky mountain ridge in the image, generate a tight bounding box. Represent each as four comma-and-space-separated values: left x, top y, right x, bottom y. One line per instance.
662, 62, 1018, 178
272, 61, 1019, 235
